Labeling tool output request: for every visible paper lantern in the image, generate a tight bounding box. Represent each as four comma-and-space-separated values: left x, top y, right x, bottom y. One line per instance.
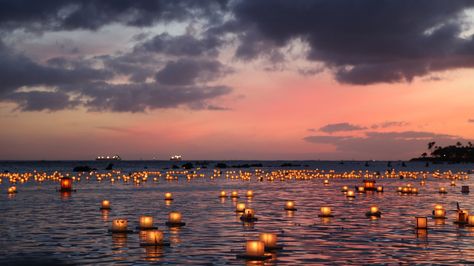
60, 177, 72, 192
139, 216, 154, 229
457, 210, 469, 224
164, 192, 173, 200
145, 230, 164, 245
245, 240, 265, 257
415, 217, 428, 229
439, 187, 447, 194
346, 190, 355, 198
468, 215, 474, 227
376, 186, 384, 192
259, 233, 277, 249
246, 190, 254, 198
231, 191, 239, 198
166, 211, 185, 227
219, 191, 227, 197
284, 200, 297, 211
341, 186, 348, 192
101, 200, 111, 210
323, 179, 329, 185
111, 219, 128, 232
319, 207, 333, 217
236, 202, 246, 212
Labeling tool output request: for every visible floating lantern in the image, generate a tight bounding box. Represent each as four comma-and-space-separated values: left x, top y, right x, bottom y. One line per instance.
439, 187, 447, 194
164, 192, 173, 200
397, 186, 403, 192
455, 210, 469, 224
366, 205, 381, 217
415, 217, 428, 229
420, 180, 426, 186
376, 186, 384, 193
468, 215, 474, 227
259, 233, 282, 250
284, 200, 297, 211
60, 177, 73, 192
357, 186, 365, 193
433, 205, 446, 219
411, 188, 419, 194
231, 191, 239, 198
363, 180, 376, 190
318, 207, 334, 217
100, 200, 111, 210
462, 186, 470, 194
139, 216, 156, 230
219, 191, 227, 198
236, 202, 246, 213
246, 190, 254, 198
346, 190, 355, 198
165, 211, 186, 227
110, 219, 132, 233
450, 181, 456, 186
7, 186, 17, 194
141, 230, 170, 247
246, 240, 265, 257
341, 186, 348, 192
240, 208, 258, 222
323, 179, 329, 185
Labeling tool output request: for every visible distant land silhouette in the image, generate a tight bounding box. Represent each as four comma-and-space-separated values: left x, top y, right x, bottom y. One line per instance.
411, 141, 474, 163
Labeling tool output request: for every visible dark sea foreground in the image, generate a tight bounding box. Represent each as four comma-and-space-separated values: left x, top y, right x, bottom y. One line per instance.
1, 160, 474, 265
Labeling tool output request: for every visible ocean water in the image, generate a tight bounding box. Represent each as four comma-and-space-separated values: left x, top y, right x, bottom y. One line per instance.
1, 160, 474, 265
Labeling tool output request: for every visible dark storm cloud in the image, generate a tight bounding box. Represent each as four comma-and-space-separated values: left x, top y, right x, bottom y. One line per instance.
229, 0, 474, 84
5, 91, 80, 111
304, 131, 471, 159
155, 58, 231, 86
82, 82, 232, 112
136, 33, 222, 57
370, 121, 409, 129
0, 0, 228, 31
319, 123, 367, 133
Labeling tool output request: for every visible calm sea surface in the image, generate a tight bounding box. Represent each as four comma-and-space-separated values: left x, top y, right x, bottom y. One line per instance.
1, 160, 474, 265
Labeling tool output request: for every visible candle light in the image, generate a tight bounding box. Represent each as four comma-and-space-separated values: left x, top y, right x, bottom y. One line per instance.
319, 207, 333, 217
246, 190, 254, 198
7, 186, 17, 194
219, 191, 227, 198
324, 179, 329, 185
245, 240, 265, 257
364, 180, 375, 190
101, 200, 111, 210
376, 186, 384, 192
145, 230, 164, 245
231, 191, 239, 198
415, 217, 428, 229
236, 202, 246, 213
411, 188, 418, 194
433, 209, 446, 219
366, 205, 381, 217
164, 192, 173, 200
168, 211, 181, 223
139, 216, 154, 229
439, 187, 447, 194
370, 206, 379, 214
341, 186, 348, 192
284, 200, 297, 211
357, 186, 365, 193
60, 177, 72, 192
259, 233, 277, 249
397, 186, 403, 192
450, 181, 456, 186
111, 219, 128, 232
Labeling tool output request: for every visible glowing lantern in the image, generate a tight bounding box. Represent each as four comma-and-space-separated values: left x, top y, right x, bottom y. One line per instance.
219, 191, 227, 197
231, 191, 239, 198
346, 190, 355, 198
397, 186, 403, 192
164, 192, 173, 200
363, 180, 375, 190
366, 205, 381, 217
236, 202, 246, 213
456, 210, 469, 224
101, 200, 111, 210
111, 219, 128, 232
319, 207, 333, 217
411, 188, 418, 194
376, 186, 384, 192
450, 181, 456, 186
357, 186, 365, 193
245, 240, 265, 257
166, 211, 185, 227
370, 206, 379, 214
433, 208, 446, 219
468, 215, 474, 227
246, 190, 254, 198
243, 208, 255, 219
323, 179, 329, 185
415, 217, 428, 229
420, 180, 426, 186
145, 230, 164, 245
259, 233, 277, 249
7, 186, 17, 194
284, 200, 297, 211
341, 186, 348, 192
139, 216, 154, 229
60, 177, 72, 192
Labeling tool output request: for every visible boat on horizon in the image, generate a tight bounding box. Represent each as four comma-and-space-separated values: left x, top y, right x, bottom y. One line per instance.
170, 155, 182, 161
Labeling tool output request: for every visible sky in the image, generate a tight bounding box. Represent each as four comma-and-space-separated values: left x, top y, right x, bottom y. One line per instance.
1, 0, 474, 160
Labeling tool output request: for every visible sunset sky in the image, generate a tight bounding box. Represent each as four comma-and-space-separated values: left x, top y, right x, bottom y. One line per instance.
1, 0, 474, 160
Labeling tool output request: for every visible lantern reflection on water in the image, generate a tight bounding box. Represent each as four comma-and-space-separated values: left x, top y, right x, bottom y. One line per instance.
259, 233, 280, 250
